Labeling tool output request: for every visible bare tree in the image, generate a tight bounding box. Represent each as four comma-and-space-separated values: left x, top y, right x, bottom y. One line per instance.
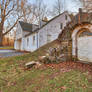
52, 0, 63, 16
20, 0, 34, 23
0, 0, 31, 46
32, 0, 48, 26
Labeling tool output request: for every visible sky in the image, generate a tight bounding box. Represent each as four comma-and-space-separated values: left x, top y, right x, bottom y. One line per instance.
29, 0, 82, 13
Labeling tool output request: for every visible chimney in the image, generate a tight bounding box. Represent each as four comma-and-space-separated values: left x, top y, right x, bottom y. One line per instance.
39, 17, 48, 28
78, 8, 83, 24
79, 8, 82, 14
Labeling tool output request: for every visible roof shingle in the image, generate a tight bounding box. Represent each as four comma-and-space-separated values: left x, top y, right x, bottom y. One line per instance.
19, 21, 33, 32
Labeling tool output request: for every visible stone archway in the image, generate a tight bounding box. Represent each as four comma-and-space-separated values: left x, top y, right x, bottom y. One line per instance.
72, 24, 92, 62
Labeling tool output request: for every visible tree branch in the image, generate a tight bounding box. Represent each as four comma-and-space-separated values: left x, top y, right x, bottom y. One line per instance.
5, 3, 15, 17
3, 15, 23, 36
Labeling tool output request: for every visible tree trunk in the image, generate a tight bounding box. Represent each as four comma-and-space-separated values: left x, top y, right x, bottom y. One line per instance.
0, 22, 3, 46
0, 32, 3, 46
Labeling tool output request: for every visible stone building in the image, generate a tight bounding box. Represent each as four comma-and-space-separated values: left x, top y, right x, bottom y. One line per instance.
58, 8, 92, 62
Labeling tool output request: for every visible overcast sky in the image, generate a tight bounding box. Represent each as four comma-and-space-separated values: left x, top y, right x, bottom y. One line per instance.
29, 0, 82, 13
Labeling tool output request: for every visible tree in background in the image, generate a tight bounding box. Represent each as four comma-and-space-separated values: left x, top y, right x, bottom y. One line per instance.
0, 0, 32, 46
21, 0, 36, 23
80, 0, 92, 12
51, 0, 65, 16
32, 0, 48, 26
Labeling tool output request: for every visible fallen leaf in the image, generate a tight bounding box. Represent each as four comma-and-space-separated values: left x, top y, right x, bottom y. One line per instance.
61, 86, 66, 90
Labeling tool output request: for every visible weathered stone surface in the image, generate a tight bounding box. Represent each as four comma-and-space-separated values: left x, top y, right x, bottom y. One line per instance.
39, 56, 46, 61
48, 56, 56, 62
58, 9, 92, 62
47, 47, 63, 57
59, 54, 65, 58
25, 61, 41, 69
35, 62, 42, 66
38, 56, 51, 64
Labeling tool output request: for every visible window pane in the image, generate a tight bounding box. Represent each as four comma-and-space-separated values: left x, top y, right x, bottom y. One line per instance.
27, 38, 29, 46
33, 36, 35, 45
60, 23, 63, 29
65, 15, 67, 20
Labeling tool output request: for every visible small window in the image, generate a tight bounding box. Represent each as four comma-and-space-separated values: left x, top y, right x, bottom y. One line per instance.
27, 38, 29, 46
33, 35, 35, 45
60, 23, 63, 29
65, 15, 67, 20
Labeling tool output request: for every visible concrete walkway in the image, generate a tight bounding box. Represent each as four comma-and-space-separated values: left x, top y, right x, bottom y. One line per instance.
0, 50, 25, 58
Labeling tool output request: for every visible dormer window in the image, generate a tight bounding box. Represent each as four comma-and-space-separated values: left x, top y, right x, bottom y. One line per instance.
65, 15, 67, 20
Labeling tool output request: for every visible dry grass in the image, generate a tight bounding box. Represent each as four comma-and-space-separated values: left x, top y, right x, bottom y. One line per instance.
0, 40, 92, 92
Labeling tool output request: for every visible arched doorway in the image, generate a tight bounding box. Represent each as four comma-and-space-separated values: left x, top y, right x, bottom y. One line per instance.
72, 24, 92, 62
77, 28, 92, 62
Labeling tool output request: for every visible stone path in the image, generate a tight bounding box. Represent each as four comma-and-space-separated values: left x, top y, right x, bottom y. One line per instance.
0, 50, 25, 58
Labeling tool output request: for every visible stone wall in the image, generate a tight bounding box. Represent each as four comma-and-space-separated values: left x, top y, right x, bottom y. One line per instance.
58, 9, 92, 61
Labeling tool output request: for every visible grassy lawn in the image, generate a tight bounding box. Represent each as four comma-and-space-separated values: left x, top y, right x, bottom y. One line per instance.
0, 40, 92, 92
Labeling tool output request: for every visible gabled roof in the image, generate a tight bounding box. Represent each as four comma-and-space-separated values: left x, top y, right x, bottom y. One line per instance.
20, 11, 69, 37
19, 21, 38, 32
25, 11, 69, 37
19, 21, 33, 32
39, 11, 68, 30
19, 21, 39, 37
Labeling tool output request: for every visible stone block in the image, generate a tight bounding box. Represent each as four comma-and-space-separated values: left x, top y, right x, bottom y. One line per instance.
25, 61, 41, 69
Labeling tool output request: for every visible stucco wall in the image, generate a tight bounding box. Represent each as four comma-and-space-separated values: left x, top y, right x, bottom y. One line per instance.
32, 25, 39, 31
23, 32, 38, 52
78, 36, 92, 62
14, 39, 22, 50
39, 12, 71, 48
14, 22, 39, 51
15, 22, 23, 40
14, 22, 23, 50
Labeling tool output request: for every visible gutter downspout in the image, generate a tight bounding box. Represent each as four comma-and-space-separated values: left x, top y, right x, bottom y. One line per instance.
37, 31, 39, 49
